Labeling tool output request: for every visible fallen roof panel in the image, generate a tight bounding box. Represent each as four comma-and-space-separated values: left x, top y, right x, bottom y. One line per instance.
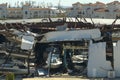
40, 29, 101, 43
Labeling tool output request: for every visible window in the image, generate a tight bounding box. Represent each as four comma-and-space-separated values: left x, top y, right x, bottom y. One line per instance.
87, 8, 90, 10
44, 11, 47, 14
25, 11, 28, 15
30, 12, 32, 15
78, 12, 81, 14
71, 8, 73, 10
52, 11, 54, 14
34, 11, 38, 17
34, 11, 38, 14
82, 12, 84, 14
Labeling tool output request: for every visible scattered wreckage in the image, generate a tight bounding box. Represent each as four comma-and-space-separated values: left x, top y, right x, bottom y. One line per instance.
35, 28, 101, 76
0, 17, 120, 78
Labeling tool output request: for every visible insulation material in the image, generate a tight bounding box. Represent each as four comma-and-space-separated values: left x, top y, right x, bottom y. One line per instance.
87, 41, 112, 77
40, 29, 101, 43
21, 35, 35, 50
114, 40, 120, 77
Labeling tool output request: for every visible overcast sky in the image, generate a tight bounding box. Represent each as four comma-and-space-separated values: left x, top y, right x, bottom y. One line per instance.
0, 0, 116, 7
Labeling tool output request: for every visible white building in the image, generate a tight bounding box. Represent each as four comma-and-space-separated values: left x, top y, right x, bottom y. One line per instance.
0, 3, 7, 19
22, 5, 58, 19
67, 1, 106, 18
0, 1, 120, 19
7, 8, 22, 18
107, 1, 120, 12
106, 1, 120, 18
67, 1, 120, 19
94, 8, 109, 18
50, 7, 59, 17
83, 2, 106, 18
0, 3, 58, 19
66, 2, 82, 17
82, 3, 96, 18
22, 3, 31, 19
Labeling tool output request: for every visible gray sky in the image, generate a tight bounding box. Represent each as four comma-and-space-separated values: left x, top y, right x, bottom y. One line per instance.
0, 0, 116, 7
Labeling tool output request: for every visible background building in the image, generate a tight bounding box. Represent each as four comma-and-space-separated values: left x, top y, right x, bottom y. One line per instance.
0, 3, 7, 19
7, 8, 22, 18
0, 3, 60, 19
66, 1, 120, 19
0, 1, 120, 19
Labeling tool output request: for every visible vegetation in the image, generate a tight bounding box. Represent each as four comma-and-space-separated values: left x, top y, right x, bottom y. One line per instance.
6, 72, 15, 80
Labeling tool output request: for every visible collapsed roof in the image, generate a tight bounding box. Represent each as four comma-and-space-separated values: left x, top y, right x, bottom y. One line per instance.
40, 29, 101, 43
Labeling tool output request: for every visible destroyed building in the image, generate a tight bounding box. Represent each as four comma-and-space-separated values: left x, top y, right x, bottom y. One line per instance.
0, 17, 120, 78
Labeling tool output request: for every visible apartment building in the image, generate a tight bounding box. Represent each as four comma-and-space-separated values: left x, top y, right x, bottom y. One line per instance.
66, 2, 82, 17
0, 1, 120, 19
107, 1, 120, 18
7, 8, 22, 18
0, 3, 7, 19
22, 4, 58, 19
67, 1, 120, 19
0, 3, 58, 19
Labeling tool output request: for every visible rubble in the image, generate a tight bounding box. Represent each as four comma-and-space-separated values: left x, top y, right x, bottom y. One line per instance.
0, 17, 119, 79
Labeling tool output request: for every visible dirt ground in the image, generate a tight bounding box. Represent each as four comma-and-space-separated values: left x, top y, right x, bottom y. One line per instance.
23, 77, 120, 80
23, 77, 89, 80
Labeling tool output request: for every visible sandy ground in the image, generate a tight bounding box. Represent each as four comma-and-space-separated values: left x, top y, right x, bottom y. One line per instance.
23, 77, 89, 80
23, 77, 120, 80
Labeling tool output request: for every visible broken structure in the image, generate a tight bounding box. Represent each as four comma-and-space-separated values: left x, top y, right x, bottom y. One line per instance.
0, 17, 119, 78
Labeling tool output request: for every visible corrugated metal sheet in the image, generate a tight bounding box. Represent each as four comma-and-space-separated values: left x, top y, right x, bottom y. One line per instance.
67, 18, 120, 25
40, 29, 101, 43
0, 18, 120, 25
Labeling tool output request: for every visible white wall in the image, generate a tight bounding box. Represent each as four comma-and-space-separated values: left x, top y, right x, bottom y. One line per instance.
23, 8, 57, 18
67, 2, 120, 19
88, 40, 120, 78
67, 3, 82, 17
94, 12, 107, 18
114, 40, 120, 77
0, 11, 2, 18
50, 9, 57, 17
87, 41, 112, 77
107, 4, 120, 12
22, 5, 30, 19
0, 4, 7, 18
73, 3, 82, 10
7, 10, 22, 18
95, 5, 106, 9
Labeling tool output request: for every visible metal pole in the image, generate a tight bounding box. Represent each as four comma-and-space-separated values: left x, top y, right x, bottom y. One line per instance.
47, 47, 54, 77
27, 50, 32, 75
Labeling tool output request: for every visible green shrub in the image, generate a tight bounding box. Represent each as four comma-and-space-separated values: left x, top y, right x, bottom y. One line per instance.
6, 72, 15, 80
